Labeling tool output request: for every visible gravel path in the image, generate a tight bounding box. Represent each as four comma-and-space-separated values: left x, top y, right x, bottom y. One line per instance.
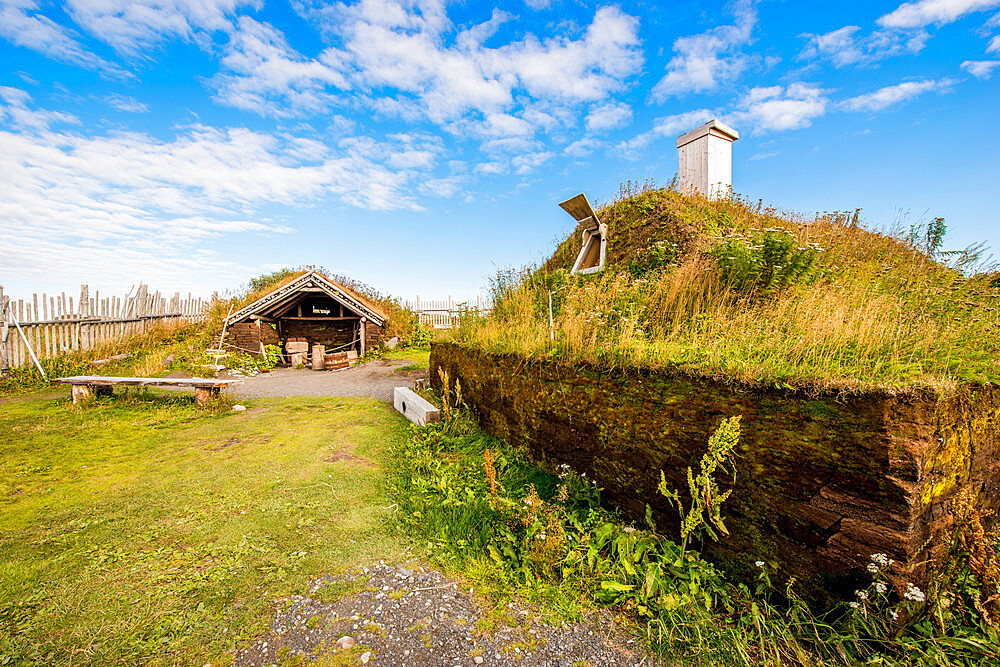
234, 561, 655, 667
208, 361, 656, 665
227, 360, 428, 402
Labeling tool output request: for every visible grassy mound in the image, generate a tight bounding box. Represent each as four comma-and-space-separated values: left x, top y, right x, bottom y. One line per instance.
454, 182, 999, 392
240, 266, 418, 342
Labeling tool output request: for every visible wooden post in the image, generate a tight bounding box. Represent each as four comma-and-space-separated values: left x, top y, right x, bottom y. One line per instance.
9, 307, 45, 379
311, 344, 325, 370
214, 304, 234, 366
359, 318, 367, 358
80, 284, 90, 351
0, 287, 9, 377
548, 291, 555, 342
194, 386, 219, 406
71, 384, 93, 404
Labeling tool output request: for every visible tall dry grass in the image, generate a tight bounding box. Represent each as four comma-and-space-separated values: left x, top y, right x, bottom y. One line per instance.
453, 190, 998, 392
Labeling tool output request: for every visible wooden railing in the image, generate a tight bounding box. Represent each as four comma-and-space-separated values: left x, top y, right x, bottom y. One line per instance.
1, 284, 208, 371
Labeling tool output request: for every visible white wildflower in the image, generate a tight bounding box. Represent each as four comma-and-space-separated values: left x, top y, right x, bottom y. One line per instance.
849, 602, 859, 609
867, 563, 880, 574
875, 582, 887, 594
871, 553, 890, 566
856, 590, 868, 600
904, 584, 925, 602
890, 610, 899, 620
755, 561, 765, 568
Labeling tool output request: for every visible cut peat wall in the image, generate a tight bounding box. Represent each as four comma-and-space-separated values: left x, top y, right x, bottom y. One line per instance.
430, 342, 1000, 600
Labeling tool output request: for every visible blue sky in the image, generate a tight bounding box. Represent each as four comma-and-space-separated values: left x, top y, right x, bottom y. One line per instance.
1, 0, 998, 304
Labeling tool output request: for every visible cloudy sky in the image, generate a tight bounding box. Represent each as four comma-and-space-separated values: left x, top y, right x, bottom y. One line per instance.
1, 0, 998, 303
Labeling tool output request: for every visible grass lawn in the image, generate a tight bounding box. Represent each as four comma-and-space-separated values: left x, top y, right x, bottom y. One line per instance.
383, 347, 430, 370
0, 391, 409, 665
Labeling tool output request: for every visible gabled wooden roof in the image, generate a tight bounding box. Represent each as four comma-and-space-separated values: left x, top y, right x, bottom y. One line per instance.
227, 270, 387, 327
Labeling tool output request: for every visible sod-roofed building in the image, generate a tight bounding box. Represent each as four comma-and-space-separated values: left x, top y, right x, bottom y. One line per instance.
225, 270, 388, 358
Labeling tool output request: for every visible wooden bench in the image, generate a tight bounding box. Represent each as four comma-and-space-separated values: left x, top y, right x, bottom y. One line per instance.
51, 376, 243, 406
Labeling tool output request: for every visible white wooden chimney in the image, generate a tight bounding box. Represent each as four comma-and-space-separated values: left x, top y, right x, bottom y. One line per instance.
676, 119, 739, 199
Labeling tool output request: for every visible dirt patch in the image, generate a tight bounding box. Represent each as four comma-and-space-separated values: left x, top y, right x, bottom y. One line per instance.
230, 360, 423, 402
211, 436, 241, 452
199, 435, 272, 452
234, 561, 654, 667
325, 446, 372, 467
392, 368, 429, 381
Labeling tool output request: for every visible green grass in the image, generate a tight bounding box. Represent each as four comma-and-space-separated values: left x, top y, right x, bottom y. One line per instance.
0, 391, 409, 665
453, 186, 999, 392
390, 402, 1000, 666
384, 347, 430, 369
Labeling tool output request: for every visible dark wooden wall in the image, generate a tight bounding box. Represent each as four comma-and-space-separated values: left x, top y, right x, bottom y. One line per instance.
282, 320, 358, 352
231, 317, 386, 355
229, 322, 280, 353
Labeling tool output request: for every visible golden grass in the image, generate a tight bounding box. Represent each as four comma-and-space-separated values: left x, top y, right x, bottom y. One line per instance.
452, 189, 999, 393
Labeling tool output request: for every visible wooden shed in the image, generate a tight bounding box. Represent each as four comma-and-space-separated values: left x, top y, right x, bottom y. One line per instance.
225, 270, 388, 360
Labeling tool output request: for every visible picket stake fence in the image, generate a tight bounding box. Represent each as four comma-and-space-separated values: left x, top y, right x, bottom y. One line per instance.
0, 284, 208, 372
403, 296, 489, 329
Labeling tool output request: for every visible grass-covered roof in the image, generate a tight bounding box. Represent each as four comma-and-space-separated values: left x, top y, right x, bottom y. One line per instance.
452, 183, 999, 392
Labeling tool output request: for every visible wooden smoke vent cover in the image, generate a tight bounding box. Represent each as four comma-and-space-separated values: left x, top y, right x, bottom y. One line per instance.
559, 193, 607, 275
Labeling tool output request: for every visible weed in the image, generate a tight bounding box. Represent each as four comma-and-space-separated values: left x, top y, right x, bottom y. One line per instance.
390, 400, 1000, 665
658, 415, 739, 556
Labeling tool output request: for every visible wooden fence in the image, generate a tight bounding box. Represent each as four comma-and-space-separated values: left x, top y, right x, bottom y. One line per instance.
403, 296, 488, 329
0, 284, 208, 372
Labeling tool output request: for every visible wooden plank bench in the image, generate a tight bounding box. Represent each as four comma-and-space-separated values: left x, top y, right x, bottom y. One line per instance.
51, 376, 243, 406
393, 386, 441, 426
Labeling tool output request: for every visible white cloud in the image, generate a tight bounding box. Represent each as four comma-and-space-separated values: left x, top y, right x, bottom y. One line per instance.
0, 88, 445, 289
563, 137, 604, 157
218, 1, 641, 173
651, 0, 756, 99
585, 102, 632, 131
989, 34, 1000, 50
799, 24, 929, 67
106, 93, 149, 113
799, 26, 865, 67
798, 0, 998, 68
475, 112, 534, 139
840, 78, 952, 111
212, 16, 348, 116
65, 0, 259, 53
615, 109, 713, 159
0, 0, 127, 77
512, 151, 553, 174
962, 59, 1000, 76
877, 0, 1000, 29
496, 6, 641, 103
730, 83, 827, 132
271, 1, 641, 129
474, 160, 505, 175
0, 87, 79, 130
